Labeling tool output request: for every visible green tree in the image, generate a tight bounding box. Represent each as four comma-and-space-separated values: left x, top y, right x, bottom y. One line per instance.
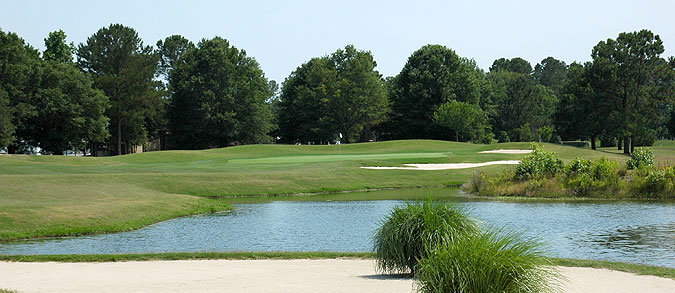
590, 29, 671, 153
21, 61, 109, 154
43, 30, 74, 63
278, 45, 388, 143
488, 71, 557, 141
156, 35, 194, 81
0, 89, 14, 148
0, 29, 40, 151
433, 100, 492, 143
533, 57, 567, 95
77, 24, 159, 155
388, 44, 484, 140
489, 57, 532, 74
168, 37, 274, 149
555, 62, 600, 146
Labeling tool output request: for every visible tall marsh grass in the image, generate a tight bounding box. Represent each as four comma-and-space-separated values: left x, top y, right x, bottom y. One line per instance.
417, 229, 561, 292
373, 201, 476, 274
375, 201, 560, 292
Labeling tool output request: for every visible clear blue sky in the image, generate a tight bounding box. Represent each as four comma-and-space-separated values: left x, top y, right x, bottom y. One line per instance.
2, 0, 673, 83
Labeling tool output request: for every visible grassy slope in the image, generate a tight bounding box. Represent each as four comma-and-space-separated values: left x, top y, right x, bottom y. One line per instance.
0, 140, 629, 240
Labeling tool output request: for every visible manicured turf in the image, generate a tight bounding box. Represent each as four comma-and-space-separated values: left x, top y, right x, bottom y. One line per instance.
0, 139, 635, 241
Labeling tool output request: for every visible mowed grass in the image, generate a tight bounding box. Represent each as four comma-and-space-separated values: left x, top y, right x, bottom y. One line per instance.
0, 140, 633, 241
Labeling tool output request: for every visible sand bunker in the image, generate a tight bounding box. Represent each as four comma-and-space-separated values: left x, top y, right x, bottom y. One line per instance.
361, 160, 520, 170
2, 259, 674, 293
479, 149, 533, 154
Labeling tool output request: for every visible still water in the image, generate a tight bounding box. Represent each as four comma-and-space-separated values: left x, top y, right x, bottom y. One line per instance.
1, 196, 674, 268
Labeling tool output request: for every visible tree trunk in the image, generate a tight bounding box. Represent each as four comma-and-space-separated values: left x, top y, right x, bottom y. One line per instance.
618, 137, 622, 150
590, 135, 597, 150
116, 119, 122, 156
623, 136, 631, 154
630, 137, 635, 154
456, 131, 459, 142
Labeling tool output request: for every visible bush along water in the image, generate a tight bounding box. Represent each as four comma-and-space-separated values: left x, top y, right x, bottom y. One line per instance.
465, 144, 675, 198
375, 201, 561, 292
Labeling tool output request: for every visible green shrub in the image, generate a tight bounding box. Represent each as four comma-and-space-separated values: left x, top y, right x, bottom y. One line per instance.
590, 158, 619, 181
512, 123, 532, 142
551, 135, 562, 144
638, 166, 675, 195
373, 201, 477, 274
565, 158, 591, 177
567, 173, 594, 196
537, 126, 554, 143
515, 143, 563, 180
497, 131, 510, 143
417, 229, 560, 293
627, 147, 654, 170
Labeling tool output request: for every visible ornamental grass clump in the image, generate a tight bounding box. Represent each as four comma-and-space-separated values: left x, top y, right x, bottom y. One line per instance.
373, 201, 477, 275
416, 229, 561, 293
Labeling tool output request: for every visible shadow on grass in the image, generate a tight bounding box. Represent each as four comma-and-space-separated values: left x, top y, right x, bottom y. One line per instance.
359, 273, 412, 280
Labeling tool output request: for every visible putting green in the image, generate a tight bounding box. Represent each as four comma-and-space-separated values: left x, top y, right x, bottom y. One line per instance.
228, 152, 448, 164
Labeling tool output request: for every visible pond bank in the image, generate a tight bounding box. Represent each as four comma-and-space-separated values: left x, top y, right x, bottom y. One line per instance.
1, 259, 673, 293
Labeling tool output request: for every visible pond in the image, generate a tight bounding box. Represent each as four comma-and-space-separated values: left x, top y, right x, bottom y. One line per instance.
1, 190, 674, 268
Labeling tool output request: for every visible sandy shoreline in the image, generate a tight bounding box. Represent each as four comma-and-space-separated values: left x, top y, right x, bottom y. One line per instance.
1, 259, 674, 293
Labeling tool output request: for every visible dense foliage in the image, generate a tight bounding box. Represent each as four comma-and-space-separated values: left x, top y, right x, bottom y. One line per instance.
386, 45, 484, 140
1, 26, 673, 155
278, 45, 388, 143
515, 143, 564, 179
467, 144, 675, 198
77, 24, 160, 155
433, 100, 492, 143
168, 37, 274, 148
626, 147, 654, 170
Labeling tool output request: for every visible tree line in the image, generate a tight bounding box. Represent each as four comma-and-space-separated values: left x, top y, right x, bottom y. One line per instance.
0, 24, 673, 155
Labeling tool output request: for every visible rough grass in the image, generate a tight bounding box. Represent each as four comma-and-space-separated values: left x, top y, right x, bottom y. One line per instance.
0, 140, 633, 241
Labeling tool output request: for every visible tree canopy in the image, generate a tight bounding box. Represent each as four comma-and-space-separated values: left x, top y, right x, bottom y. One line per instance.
0, 29, 40, 149
434, 100, 492, 143
77, 23, 159, 155
43, 30, 75, 63
589, 29, 671, 152
278, 45, 388, 143
490, 57, 532, 74
168, 37, 274, 149
21, 61, 109, 154
388, 44, 484, 140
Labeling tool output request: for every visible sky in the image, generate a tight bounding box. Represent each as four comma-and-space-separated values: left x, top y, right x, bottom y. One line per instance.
2, 0, 674, 83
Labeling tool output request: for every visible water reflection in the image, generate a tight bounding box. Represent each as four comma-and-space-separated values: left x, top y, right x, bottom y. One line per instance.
583, 223, 675, 256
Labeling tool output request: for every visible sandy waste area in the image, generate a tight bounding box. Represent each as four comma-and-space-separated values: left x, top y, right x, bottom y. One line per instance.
479, 149, 533, 154
361, 160, 520, 170
1, 259, 674, 293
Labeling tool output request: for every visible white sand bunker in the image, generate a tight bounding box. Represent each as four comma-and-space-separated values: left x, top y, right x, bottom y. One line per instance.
479, 149, 532, 154
361, 160, 520, 170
